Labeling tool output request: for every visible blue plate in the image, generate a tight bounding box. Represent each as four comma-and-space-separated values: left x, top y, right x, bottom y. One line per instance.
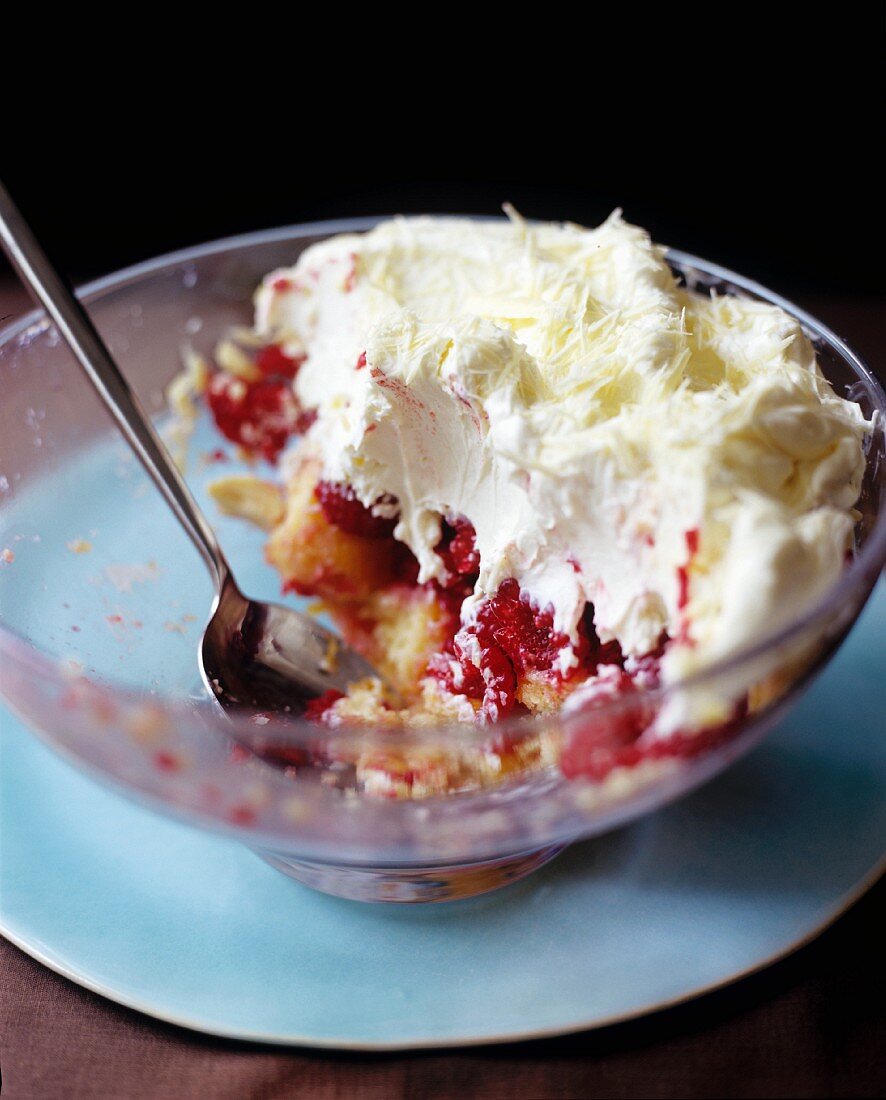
1, 584, 884, 1049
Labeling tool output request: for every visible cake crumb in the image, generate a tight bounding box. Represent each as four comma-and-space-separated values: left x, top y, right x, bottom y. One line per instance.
104, 561, 160, 593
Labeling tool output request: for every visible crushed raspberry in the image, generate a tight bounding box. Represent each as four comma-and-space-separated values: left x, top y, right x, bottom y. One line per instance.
294, 408, 318, 434
644, 723, 734, 763
356, 352, 367, 370
305, 689, 344, 723
559, 672, 646, 780
434, 580, 578, 720
427, 650, 482, 699
255, 343, 305, 380
561, 690, 745, 783
271, 277, 294, 292
476, 579, 573, 677
625, 641, 667, 689
476, 642, 517, 720
206, 373, 302, 462
315, 481, 398, 539
435, 518, 480, 585
429, 580, 631, 721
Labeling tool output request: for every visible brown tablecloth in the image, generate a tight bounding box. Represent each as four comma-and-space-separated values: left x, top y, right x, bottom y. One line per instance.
2, 883, 883, 1099
1, 279, 884, 1099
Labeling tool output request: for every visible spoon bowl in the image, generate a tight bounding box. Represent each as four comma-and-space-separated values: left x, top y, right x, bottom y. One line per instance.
200, 575, 383, 728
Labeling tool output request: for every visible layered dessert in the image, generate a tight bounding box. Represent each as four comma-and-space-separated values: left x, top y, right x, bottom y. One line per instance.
184, 211, 870, 792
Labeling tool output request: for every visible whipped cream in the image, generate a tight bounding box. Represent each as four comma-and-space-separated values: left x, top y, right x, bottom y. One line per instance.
255, 212, 870, 686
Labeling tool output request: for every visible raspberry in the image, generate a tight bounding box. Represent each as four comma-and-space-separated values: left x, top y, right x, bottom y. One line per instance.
476, 578, 571, 676
315, 481, 399, 539
432, 580, 571, 720
206, 373, 302, 462
559, 673, 644, 781
255, 343, 305, 380
477, 642, 517, 720
427, 649, 484, 699
429, 577, 633, 721
435, 518, 480, 585
294, 408, 318, 434
559, 666, 746, 782
452, 636, 495, 698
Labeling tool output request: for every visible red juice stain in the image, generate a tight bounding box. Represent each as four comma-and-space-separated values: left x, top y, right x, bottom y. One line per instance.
201, 783, 222, 805
685, 528, 700, 556
227, 805, 257, 827
676, 527, 700, 639
343, 253, 358, 292
153, 750, 181, 773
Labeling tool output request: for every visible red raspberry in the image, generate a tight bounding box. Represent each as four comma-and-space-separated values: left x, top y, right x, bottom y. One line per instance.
255, 343, 305, 380
475, 579, 571, 676
315, 481, 399, 539
206, 373, 301, 462
559, 673, 644, 781
477, 642, 517, 721
435, 518, 480, 585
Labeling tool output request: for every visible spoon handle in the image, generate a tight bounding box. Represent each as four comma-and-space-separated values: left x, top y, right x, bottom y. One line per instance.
0, 180, 229, 592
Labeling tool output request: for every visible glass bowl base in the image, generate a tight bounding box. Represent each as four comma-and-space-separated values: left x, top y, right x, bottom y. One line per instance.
255, 845, 568, 903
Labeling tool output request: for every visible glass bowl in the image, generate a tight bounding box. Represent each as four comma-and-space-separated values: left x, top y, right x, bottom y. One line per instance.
1, 218, 884, 903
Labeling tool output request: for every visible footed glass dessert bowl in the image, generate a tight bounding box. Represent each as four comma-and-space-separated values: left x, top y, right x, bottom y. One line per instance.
1, 218, 884, 902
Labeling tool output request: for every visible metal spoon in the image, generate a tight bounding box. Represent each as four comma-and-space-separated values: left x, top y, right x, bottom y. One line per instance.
0, 181, 381, 737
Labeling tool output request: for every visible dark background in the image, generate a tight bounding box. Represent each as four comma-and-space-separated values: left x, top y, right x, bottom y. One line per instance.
2, 10, 883, 299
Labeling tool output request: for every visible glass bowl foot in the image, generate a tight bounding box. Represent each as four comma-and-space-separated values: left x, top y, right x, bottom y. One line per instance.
255, 844, 568, 903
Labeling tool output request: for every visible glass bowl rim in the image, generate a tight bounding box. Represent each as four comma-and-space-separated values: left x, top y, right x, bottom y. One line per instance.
1, 214, 884, 750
